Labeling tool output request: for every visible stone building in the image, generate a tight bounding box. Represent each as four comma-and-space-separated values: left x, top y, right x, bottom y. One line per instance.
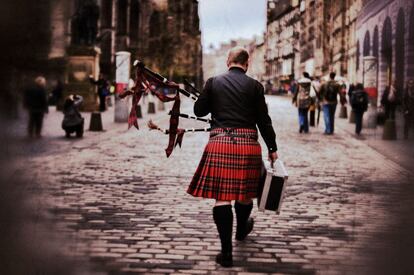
202, 39, 252, 80
248, 38, 266, 83
265, 0, 300, 87
50, 0, 202, 85
297, 0, 332, 78
356, 0, 414, 101
4, 0, 203, 112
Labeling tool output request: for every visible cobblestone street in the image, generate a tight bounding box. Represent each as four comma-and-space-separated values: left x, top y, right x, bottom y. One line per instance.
12, 96, 413, 275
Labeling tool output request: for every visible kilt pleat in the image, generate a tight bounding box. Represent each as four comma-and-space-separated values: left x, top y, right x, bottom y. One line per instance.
187, 128, 262, 201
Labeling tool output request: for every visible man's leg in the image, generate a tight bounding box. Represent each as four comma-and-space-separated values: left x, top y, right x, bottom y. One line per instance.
330, 104, 337, 134
235, 199, 254, 241
298, 109, 304, 133
213, 200, 233, 267
404, 114, 409, 139
303, 108, 309, 133
34, 112, 44, 137
309, 109, 315, 127
323, 105, 330, 134
28, 112, 35, 137
355, 111, 362, 134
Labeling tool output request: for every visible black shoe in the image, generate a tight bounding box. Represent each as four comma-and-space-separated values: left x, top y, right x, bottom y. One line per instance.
216, 252, 233, 267
236, 218, 254, 241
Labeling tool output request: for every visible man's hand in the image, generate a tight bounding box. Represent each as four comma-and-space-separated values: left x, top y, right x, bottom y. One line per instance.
268, 151, 278, 166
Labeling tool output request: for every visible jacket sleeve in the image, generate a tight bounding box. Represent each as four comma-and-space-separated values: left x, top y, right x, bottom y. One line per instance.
194, 78, 213, 117
255, 81, 277, 152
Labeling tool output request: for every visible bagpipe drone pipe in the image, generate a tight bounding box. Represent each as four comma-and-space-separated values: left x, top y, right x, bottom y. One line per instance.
119, 60, 211, 157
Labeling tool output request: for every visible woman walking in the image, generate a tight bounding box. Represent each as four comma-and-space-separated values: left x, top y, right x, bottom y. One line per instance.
187, 47, 278, 267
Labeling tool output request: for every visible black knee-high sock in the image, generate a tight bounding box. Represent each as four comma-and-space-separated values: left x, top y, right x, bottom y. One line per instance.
235, 201, 253, 236
213, 205, 233, 254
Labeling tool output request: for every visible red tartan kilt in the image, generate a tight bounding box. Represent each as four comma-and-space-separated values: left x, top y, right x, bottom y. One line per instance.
187, 128, 262, 201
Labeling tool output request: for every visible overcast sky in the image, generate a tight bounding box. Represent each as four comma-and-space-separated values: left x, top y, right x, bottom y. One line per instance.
199, 0, 267, 52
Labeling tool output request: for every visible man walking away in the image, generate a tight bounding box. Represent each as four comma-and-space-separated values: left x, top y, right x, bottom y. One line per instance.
23, 76, 48, 138
350, 83, 369, 135
187, 47, 278, 267
89, 73, 110, 112
292, 77, 312, 133
319, 72, 344, 135
403, 80, 414, 139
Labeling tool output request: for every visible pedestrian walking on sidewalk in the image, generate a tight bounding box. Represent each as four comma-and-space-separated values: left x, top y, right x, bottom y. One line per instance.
62, 94, 84, 138
89, 73, 110, 112
187, 47, 278, 268
292, 77, 312, 133
403, 79, 414, 139
350, 83, 368, 135
23, 76, 49, 138
381, 81, 399, 120
319, 72, 345, 135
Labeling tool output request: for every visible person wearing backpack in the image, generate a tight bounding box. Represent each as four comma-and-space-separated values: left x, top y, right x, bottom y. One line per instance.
351, 83, 369, 135
319, 72, 345, 135
292, 77, 312, 133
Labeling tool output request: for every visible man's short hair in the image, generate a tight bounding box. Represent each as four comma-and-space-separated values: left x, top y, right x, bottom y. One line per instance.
227, 46, 249, 65
329, 72, 336, 80
35, 76, 46, 87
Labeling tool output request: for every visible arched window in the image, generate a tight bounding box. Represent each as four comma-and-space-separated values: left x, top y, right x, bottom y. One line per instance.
410, 6, 414, 45
395, 9, 405, 89
363, 31, 371, 56
129, 0, 140, 42
382, 16, 393, 86
373, 26, 379, 57
117, 0, 127, 35
356, 40, 360, 71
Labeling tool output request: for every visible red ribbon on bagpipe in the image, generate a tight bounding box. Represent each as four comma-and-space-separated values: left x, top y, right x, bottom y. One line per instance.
119, 61, 210, 157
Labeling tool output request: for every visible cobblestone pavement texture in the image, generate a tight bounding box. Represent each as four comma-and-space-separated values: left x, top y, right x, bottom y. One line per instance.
11, 96, 413, 275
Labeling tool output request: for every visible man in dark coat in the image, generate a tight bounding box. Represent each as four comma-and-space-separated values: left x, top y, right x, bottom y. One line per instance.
350, 83, 369, 135
89, 73, 109, 111
318, 72, 345, 134
23, 76, 48, 138
403, 80, 414, 139
187, 47, 278, 267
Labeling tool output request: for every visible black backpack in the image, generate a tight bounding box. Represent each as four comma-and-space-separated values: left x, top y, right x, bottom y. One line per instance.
351, 90, 368, 110
325, 82, 338, 102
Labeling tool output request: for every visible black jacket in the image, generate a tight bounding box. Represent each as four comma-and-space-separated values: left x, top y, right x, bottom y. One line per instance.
194, 67, 277, 152
23, 85, 48, 113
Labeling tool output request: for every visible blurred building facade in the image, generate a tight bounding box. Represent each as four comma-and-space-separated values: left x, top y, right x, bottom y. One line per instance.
264, 0, 414, 96
356, 0, 414, 98
5, 0, 202, 104
202, 38, 253, 80
265, 0, 300, 87
248, 38, 266, 82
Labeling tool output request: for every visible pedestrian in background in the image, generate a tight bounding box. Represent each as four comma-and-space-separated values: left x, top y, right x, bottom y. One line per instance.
319, 72, 345, 135
403, 79, 414, 139
350, 83, 369, 135
49, 79, 63, 106
292, 77, 312, 133
62, 94, 84, 138
187, 47, 278, 268
23, 76, 48, 138
381, 81, 398, 120
89, 73, 110, 112
302, 72, 319, 127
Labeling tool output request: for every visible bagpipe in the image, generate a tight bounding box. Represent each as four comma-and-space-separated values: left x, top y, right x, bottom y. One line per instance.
119, 60, 211, 157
